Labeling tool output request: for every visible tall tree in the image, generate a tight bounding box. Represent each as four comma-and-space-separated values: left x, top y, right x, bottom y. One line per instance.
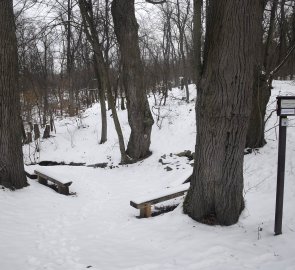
67, 0, 75, 117
173, 0, 191, 103
184, 0, 263, 225
78, 0, 108, 144
245, 1, 277, 149
78, 0, 129, 163
111, 0, 154, 161
246, 0, 295, 149
0, 0, 27, 189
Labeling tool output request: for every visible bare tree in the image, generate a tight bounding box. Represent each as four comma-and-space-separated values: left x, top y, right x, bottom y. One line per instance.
0, 0, 27, 189
184, 0, 264, 225
172, 0, 192, 103
112, 0, 154, 161
79, 0, 129, 163
246, 0, 295, 149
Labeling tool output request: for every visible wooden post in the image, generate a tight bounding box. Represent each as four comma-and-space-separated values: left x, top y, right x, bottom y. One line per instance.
275, 116, 287, 235
58, 185, 69, 195
140, 204, 152, 218
38, 175, 48, 185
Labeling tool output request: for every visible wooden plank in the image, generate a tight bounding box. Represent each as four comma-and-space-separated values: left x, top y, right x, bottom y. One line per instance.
57, 185, 69, 195
38, 175, 48, 185
34, 170, 72, 186
130, 188, 188, 209
35, 169, 72, 195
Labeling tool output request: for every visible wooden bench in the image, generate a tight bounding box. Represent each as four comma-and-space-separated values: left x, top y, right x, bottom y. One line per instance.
34, 169, 72, 195
130, 183, 190, 218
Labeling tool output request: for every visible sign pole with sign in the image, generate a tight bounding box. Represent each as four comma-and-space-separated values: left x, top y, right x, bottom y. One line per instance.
275, 96, 295, 235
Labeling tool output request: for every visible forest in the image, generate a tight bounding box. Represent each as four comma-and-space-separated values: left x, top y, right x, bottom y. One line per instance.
1, 0, 295, 269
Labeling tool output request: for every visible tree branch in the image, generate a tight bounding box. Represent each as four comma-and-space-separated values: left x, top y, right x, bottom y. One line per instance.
270, 42, 295, 76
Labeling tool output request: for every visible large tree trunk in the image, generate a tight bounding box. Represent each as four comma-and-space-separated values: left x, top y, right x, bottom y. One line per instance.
111, 0, 154, 161
245, 72, 272, 149
246, 0, 278, 149
184, 0, 263, 225
263, 0, 278, 71
246, 0, 280, 149
0, 0, 28, 189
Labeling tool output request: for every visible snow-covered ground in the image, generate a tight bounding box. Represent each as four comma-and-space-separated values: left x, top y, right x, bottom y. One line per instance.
1, 81, 295, 270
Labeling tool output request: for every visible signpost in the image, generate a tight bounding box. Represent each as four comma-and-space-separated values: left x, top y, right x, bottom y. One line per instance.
275, 96, 295, 235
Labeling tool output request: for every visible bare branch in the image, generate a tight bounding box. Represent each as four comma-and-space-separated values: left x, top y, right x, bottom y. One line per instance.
270, 42, 295, 76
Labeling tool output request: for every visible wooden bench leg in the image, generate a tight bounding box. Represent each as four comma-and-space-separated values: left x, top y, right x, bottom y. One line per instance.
57, 185, 69, 195
38, 175, 48, 185
140, 204, 152, 218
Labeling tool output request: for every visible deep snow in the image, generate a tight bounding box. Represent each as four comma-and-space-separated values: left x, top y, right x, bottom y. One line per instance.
1, 82, 295, 270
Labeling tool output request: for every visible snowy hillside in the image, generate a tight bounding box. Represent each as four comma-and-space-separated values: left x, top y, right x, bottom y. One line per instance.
1, 82, 295, 270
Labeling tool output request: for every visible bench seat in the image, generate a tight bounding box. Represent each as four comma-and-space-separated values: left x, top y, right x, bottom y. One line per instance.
130, 183, 190, 218
34, 168, 72, 195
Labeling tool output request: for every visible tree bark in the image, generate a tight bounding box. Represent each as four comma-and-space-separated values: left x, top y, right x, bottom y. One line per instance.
277, 0, 287, 68
263, 0, 278, 71
111, 0, 154, 161
193, 0, 202, 86
245, 0, 277, 149
78, 0, 108, 144
184, 0, 263, 225
92, 56, 108, 144
67, 0, 75, 117
0, 0, 28, 189
79, 0, 129, 163
245, 72, 271, 149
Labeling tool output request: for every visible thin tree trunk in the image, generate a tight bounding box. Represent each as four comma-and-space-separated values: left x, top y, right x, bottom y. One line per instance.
111, 0, 154, 161
93, 55, 107, 144
184, 0, 263, 225
79, 0, 107, 144
43, 38, 48, 126
67, 0, 75, 116
263, 0, 278, 71
79, 0, 128, 162
0, 0, 28, 189
277, 0, 287, 69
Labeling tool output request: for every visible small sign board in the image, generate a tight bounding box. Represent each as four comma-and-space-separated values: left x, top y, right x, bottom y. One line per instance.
277, 96, 295, 116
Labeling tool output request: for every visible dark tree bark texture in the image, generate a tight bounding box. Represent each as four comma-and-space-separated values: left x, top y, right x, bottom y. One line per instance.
0, 0, 28, 189
245, 0, 277, 150
193, 0, 202, 86
245, 72, 271, 149
111, 0, 154, 161
184, 0, 263, 225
